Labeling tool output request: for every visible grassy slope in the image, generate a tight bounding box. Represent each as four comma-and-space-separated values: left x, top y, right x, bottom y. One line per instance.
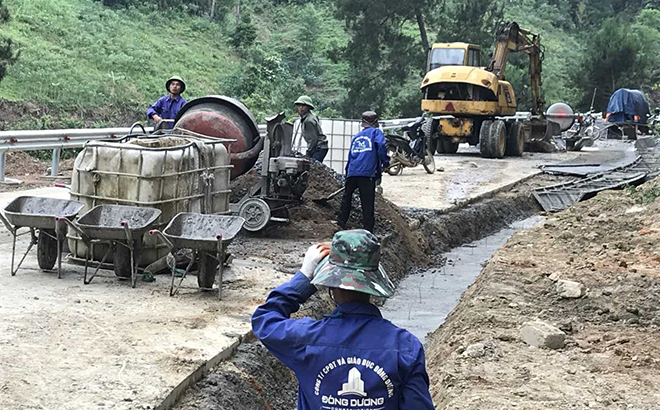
0, 0, 240, 127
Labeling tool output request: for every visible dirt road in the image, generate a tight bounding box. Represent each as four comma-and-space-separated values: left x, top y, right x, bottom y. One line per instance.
380, 146, 582, 209
0, 236, 285, 409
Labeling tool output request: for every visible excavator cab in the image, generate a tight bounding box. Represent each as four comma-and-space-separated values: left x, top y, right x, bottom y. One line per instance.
427, 43, 481, 72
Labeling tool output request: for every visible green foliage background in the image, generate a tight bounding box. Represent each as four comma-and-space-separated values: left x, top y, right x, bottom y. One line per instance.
0, 0, 658, 129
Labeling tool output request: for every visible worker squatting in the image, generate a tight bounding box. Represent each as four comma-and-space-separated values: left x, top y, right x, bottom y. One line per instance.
314, 356, 395, 398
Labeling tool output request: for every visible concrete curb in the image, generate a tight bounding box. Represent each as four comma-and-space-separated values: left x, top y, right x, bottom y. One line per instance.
438, 170, 542, 215
155, 331, 257, 410
401, 170, 542, 215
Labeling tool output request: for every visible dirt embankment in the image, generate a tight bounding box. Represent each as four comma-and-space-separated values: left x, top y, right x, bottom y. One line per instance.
407, 173, 571, 253
0, 151, 76, 191
425, 179, 660, 409
174, 335, 298, 410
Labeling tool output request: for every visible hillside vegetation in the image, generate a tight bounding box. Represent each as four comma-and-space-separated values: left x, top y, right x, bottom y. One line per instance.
0, 0, 658, 130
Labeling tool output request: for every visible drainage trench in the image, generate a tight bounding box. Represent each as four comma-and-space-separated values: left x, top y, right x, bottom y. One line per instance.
171, 178, 551, 410
380, 215, 544, 343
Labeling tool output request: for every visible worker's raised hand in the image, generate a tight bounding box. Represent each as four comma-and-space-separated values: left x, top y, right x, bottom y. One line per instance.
300, 243, 331, 280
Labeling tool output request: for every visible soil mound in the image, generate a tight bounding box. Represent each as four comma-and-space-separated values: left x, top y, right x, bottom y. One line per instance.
425, 177, 660, 409
230, 161, 429, 281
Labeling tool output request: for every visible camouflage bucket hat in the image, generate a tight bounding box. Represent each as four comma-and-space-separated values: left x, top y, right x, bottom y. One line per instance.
311, 229, 395, 298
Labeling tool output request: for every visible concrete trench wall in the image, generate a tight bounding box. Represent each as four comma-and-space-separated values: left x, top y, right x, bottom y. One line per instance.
168, 181, 545, 410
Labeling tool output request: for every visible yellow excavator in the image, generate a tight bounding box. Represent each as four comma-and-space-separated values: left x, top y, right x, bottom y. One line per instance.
421, 22, 546, 158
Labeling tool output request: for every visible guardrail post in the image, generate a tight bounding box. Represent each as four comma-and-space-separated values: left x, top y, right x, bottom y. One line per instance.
0, 150, 5, 181
51, 148, 61, 176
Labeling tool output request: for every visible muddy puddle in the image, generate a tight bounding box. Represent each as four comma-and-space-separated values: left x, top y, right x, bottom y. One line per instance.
380, 215, 545, 343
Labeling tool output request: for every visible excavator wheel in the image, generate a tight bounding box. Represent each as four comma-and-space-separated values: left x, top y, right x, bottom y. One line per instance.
481, 120, 506, 158
505, 122, 524, 157
442, 139, 460, 154
478, 120, 493, 157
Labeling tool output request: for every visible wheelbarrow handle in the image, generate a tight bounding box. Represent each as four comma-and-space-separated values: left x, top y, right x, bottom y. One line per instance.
54, 183, 71, 190
120, 221, 133, 244
0, 212, 14, 233
57, 217, 89, 242
149, 229, 174, 250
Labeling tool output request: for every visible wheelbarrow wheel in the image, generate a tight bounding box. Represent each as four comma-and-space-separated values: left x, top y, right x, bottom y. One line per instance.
37, 229, 58, 270
113, 244, 132, 279
197, 253, 218, 289
239, 197, 271, 232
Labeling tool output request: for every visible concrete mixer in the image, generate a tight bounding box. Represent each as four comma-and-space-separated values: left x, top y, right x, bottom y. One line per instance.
173, 96, 263, 179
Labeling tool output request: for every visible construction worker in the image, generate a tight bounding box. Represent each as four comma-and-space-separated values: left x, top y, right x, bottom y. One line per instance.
336, 111, 389, 233
295, 95, 328, 162
146, 76, 187, 129
252, 229, 436, 410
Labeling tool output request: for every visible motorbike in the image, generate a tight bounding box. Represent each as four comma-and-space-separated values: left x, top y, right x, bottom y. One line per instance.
384, 118, 436, 175
650, 107, 660, 135
563, 110, 598, 151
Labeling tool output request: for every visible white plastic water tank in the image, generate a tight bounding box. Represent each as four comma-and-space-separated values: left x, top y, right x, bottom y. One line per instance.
68, 136, 232, 265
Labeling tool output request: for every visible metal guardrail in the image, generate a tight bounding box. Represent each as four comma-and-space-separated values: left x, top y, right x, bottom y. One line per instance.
0, 124, 268, 182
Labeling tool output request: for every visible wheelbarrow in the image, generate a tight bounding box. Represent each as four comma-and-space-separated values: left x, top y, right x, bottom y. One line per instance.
59, 204, 161, 288
149, 213, 245, 299
0, 196, 84, 278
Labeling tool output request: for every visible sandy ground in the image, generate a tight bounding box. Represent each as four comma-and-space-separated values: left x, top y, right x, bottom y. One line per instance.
425, 175, 660, 409
381, 146, 582, 209
0, 231, 286, 409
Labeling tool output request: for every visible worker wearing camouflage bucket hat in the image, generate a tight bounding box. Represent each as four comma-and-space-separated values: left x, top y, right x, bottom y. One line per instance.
252, 229, 435, 410
295, 95, 329, 162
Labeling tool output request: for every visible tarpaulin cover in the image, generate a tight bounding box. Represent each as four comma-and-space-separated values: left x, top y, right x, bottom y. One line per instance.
606, 88, 650, 124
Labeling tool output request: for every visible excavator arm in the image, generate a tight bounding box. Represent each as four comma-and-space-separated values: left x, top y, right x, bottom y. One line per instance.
486, 22, 545, 115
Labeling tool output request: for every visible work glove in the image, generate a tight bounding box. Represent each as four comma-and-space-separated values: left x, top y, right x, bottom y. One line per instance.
300, 243, 331, 280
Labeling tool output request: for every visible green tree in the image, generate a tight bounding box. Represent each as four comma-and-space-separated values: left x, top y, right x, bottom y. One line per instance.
229, 13, 257, 49
632, 8, 660, 107
97, 0, 232, 21
433, 0, 504, 51
0, 0, 18, 83
333, 0, 433, 117
572, 18, 647, 110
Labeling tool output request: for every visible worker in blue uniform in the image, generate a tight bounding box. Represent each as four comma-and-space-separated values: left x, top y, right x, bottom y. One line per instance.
146, 75, 187, 129
336, 111, 390, 233
252, 229, 436, 410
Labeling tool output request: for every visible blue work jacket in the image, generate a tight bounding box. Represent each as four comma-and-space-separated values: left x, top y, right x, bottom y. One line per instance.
146, 95, 187, 124
252, 271, 436, 410
346, 127, 390, 178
